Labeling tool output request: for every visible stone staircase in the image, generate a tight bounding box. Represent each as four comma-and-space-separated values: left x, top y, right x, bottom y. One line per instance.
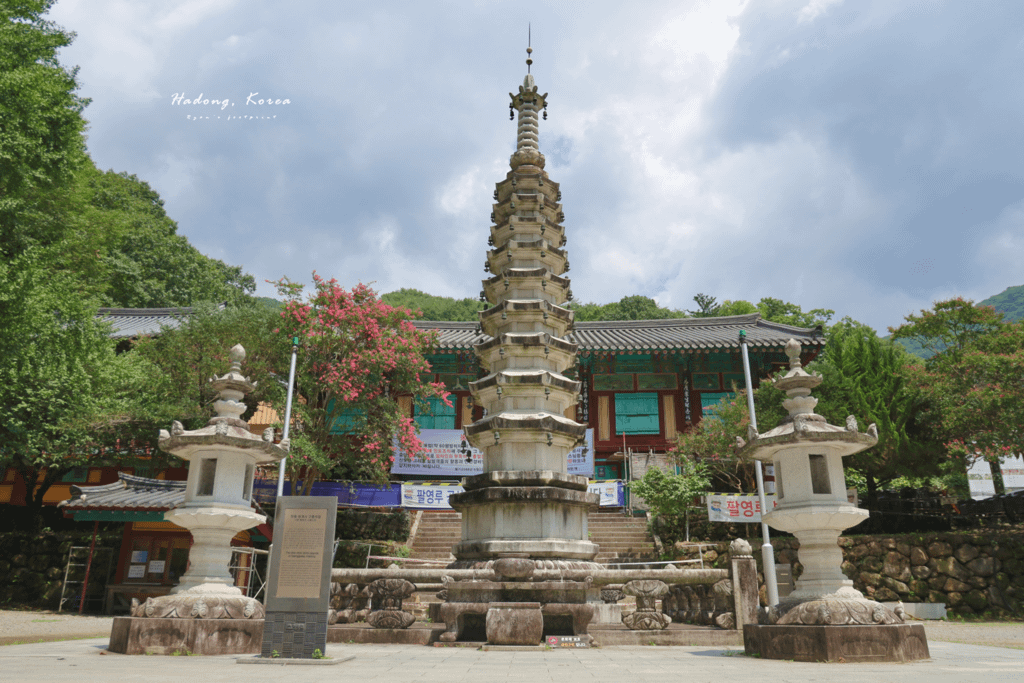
589, 511, 658, 565
408, 510, 461, 563
407, 510, 657, 565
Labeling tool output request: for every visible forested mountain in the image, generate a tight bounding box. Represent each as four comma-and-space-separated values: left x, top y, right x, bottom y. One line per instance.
979, 284, 1024, 323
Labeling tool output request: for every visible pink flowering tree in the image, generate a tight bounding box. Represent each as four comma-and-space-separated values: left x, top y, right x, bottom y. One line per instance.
273, 275, 450, 494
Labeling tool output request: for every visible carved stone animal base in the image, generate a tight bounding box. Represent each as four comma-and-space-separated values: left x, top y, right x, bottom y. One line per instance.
108, 616, 263, 655
743, 623, 930, 663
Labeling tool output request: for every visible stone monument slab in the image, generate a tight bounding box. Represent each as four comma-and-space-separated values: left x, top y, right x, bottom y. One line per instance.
261, 496, 337, 658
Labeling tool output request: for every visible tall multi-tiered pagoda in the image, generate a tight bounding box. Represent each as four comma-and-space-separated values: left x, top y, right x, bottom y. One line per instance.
448, 47, 599, 566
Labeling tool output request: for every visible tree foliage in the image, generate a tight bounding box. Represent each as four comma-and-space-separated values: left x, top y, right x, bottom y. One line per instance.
629, 456, 711, 518
0, 256, 116, 523
686, 293, 720, 317
717, 297, 834, 329
672, 394, 758, 493
380, 288, 482, 322
570, 295, 686, 321
807, 319, 940, 500
274, 276, 450, 492
889, 297, 1005, 366
0, 0, 88, 248
891, 298, 1024, 494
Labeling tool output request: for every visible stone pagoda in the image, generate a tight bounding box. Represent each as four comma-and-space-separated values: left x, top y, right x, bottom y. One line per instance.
440, 47, 600, 645
740, 339, 929, 662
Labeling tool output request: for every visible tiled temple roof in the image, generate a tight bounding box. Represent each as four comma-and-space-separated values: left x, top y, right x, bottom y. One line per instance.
96, 307, 194, 339
415, 314, 824, 352
60, 473, 185, 512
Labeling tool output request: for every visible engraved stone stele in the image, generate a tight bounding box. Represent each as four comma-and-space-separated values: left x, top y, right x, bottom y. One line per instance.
109, 345, 289, 655
437, 46, 599, 647
738, 340, 930, 662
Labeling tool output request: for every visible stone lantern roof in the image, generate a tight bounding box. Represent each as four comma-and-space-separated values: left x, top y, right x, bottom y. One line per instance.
738, 339, 877, 461
158, 344, 289, 462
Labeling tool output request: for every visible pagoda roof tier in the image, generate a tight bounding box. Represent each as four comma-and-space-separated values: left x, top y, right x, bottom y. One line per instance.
418, 314, 824, 352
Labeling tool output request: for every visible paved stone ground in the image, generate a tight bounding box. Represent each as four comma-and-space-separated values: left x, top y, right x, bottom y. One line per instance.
1, 609, 1021, 683
0, 637, 1022, 683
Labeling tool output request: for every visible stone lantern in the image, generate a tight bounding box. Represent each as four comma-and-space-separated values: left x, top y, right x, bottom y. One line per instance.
136, 345, 288, 618
740, 339, 928, 662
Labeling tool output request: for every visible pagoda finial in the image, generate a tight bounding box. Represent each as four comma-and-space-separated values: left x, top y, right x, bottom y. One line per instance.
526, 24, 532, 73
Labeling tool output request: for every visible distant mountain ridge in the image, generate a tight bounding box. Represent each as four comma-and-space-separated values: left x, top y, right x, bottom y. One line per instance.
979, 284, 1024, 323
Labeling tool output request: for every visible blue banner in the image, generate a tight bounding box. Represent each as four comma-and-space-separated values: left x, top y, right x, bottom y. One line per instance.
253, 480, 401, 507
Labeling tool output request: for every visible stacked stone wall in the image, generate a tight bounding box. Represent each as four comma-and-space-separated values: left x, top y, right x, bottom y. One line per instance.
0, 530, 121, 608
670, 531, 1024, 617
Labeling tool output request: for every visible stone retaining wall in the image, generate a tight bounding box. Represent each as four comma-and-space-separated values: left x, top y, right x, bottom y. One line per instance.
670, 530, 1024, 617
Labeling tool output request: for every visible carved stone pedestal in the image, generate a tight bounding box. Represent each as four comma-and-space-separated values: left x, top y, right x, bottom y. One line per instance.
109, 616, 263, 655
620, 580, 671, 631
743, 623, 930, 663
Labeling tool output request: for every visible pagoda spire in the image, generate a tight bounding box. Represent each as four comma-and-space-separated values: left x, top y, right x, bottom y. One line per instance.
509, 44, 548, 167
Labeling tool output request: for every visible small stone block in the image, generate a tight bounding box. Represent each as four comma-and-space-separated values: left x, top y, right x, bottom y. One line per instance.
485, 603, 544, 645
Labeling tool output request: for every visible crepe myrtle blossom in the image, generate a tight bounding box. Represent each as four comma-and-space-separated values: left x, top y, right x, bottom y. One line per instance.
272, 274, 450, 490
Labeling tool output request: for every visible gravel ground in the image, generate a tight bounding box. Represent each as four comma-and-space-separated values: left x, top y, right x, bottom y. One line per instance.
0, 609, 1020, 649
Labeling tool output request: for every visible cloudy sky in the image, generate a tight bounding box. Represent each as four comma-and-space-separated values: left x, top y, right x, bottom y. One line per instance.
49, 0, 1024, 333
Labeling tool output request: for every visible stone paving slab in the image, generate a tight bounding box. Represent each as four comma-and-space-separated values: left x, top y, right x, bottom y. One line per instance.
0, 637, 1022, 683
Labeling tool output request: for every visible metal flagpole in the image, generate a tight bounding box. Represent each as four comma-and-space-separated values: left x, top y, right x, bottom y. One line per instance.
276, 336, 300, 499
739, 330, 780, 607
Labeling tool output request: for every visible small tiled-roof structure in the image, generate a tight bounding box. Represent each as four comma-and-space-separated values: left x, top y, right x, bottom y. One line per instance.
97, 307, 194, 339
415, 313, 824, 352
60, 473, 185, 520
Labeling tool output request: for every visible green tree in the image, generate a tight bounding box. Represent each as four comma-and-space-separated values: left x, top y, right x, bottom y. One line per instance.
380, 289, 482, 322
804, 319, 939, 502
0, 0, 89, 255
889, 297, 1006, 365
569, 295, 686, 321
132, 303, 287, 433
892, 299, 1023, 494
713, 298, 833, 328
716, 299, 758, 317
83, 168, 255, 307
0, 256, 117, 528
687, 293, 721, 317
672, 394, 757, 493
629, 456, 711, 535
274, 276, 450, 492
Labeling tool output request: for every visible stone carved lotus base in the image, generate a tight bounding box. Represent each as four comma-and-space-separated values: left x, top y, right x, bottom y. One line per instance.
130, 593, 264, 620
769, 598, 905, 626
620, 580, 671, 631
366, 578, 416, 630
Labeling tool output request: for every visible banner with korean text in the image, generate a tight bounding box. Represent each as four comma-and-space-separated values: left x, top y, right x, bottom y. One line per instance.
400, 483, 465, 509
587, 481, 624, 507
391, 429, 595, 477
706, 492, 778, 523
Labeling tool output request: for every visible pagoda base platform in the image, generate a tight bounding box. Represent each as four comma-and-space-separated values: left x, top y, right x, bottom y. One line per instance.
743, 623, 929, 662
